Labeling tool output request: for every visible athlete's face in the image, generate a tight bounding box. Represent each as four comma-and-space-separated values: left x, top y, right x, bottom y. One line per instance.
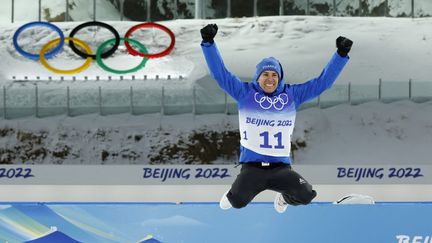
258, 70, 279, 94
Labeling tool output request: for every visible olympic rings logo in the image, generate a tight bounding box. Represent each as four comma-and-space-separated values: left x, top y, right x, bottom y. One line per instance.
254, 92, 289, 110
12, 21, 175, 75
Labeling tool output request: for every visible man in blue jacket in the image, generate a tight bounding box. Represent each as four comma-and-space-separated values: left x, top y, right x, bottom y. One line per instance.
200, 24, 352, 213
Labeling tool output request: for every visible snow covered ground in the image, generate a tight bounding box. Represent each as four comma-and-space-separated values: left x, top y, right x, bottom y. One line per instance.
2, 16, 432, 85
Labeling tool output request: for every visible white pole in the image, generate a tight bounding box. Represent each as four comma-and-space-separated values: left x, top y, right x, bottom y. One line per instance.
279, 0, 283, 15
333, 0, 336, 16
412, 0, 415, 18
66, 0, 69, 21
195, 0, 201, 19
11, 0, 14, 23
93, 0, 96, 21
147, 0, 151, 21
227, 0, 231, 17
38, 0, 42, 21
120, 0, 124, 21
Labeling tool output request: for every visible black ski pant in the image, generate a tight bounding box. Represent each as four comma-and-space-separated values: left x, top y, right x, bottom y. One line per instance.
227, 163, 317, 209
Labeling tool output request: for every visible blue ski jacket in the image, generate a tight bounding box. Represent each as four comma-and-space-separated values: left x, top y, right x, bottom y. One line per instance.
201, 41, 349, 164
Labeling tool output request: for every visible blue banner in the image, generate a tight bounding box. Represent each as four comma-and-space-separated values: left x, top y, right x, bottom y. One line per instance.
0, 202, 431, 243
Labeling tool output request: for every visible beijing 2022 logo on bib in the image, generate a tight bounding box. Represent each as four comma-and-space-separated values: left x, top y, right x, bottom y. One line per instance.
254, 92, 289, 110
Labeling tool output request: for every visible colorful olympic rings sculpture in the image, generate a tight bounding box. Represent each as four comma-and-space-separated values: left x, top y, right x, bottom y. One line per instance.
12, 21, 175, 74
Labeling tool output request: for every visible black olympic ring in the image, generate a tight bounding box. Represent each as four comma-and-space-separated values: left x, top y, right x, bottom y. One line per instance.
68, 21, 121, 60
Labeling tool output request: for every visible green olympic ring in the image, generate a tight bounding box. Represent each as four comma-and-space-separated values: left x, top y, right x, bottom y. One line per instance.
96, 37, 149, 74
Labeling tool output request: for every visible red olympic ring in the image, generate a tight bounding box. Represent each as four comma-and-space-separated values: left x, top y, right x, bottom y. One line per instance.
124, 22, 176, 59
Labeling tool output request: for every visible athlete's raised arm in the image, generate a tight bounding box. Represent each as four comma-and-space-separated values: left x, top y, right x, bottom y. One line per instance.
292, 36, 353, 108
200, 24, 247, 101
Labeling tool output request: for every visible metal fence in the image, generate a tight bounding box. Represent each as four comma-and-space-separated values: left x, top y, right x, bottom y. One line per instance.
1, 0, 431, 23
1, 79, 431, 119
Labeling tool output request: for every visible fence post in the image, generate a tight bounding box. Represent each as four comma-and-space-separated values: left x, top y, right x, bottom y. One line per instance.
192, 85, 196, 115
66, 86, 70, 117
159, 87, 165, 130
98, 86, 102, 115
385, 0, 388, 16
224, 92, 228, 114
378, 78, 382, 100
408, 79, 412, 100
279, 0, 283, 15
195, 0, 202, 19
119, 0, 124, 21
227, 0, 231, 18
173, 0, 178, 19
3, 86, 6, 119
411, 0, 414, 18
333, 0, 336, 16
130, 86, 134, 115
65, 0, 69, 21
120, 0, 124, 21
38, 0, 41, 21
317, 96, 320, 108
358, 0, 361, 16
93, 0, 96, 21
195, 0, 198, 18
147, 0, 151, 21
161, 86, 165, 115
306, 0, 310, 15
348, 82, 351, 104
35, 84, 39, 118
253, 0, 258, 16
11, 0, 14, 23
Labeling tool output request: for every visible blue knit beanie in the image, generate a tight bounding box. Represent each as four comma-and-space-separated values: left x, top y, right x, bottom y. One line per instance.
255, 57, 282, 80
252, 57, 285, 95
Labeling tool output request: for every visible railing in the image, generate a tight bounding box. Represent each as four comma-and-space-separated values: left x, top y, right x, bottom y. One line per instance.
1, 79, 431, 119
1, 0, 430, 23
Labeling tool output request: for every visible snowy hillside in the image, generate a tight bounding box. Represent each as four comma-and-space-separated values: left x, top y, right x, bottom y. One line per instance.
2, 16, 432, 85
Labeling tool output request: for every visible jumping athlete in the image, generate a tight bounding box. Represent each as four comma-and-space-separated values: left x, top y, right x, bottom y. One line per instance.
200, 24, 352, 213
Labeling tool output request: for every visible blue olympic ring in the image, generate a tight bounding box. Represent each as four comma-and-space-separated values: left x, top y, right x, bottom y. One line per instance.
13, 21, 65, 61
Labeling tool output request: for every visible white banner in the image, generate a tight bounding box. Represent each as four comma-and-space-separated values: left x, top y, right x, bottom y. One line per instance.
0, 164, 431, 185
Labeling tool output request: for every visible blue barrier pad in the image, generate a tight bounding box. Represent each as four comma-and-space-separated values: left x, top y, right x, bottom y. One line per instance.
0, 202, 431, 243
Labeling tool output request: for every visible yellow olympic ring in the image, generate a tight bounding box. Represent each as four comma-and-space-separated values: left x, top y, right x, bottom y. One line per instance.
39, 37, 93, 74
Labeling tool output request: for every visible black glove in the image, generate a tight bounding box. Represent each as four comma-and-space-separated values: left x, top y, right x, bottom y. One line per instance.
200, 24, 218, 43
336, 36, 353, 57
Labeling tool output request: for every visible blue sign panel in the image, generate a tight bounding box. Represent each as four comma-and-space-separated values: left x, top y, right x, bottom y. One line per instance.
0, 202, 431, 243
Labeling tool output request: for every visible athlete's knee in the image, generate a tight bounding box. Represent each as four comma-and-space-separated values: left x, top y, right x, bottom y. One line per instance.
228, 192, 251, 209
297, 189, 317, 205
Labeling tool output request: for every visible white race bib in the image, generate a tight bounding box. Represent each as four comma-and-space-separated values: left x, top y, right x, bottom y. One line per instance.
238, 92, 296, 157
